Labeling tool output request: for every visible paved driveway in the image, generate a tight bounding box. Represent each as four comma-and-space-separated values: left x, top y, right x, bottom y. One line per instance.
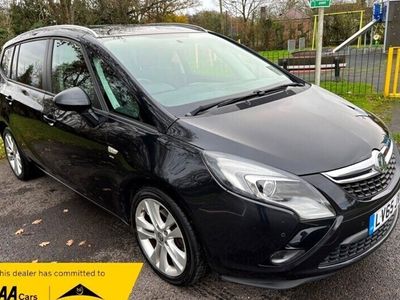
0, 159, 399, 299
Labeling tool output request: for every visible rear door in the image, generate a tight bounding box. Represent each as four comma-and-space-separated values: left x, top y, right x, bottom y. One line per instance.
0, 46, 15, 127
0, 39, 49, 164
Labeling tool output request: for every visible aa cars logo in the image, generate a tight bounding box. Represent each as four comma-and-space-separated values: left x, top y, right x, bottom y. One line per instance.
0, 286, 37, 300
58, 284, 102, 299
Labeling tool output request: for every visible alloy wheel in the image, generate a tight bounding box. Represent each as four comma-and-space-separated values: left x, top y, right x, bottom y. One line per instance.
4, 132, 23, 176
135, 198, 187, 277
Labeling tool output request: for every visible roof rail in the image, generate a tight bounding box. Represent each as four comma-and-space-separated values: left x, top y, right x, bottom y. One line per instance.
26, 25, 98, 37
144, 23, 207, 32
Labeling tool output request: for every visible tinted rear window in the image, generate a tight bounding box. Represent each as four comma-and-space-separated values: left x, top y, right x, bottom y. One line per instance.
17, 40, 47, 89
1, 47, 14, 77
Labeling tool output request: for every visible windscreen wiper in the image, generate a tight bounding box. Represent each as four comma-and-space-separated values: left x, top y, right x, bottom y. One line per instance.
216, 82, 305, 109
187, 82, 305, 117
186, 100, 224, 117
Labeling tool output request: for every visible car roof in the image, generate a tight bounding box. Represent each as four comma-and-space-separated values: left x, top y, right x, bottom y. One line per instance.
91, 24, 207, 37
3, 24, 207, 48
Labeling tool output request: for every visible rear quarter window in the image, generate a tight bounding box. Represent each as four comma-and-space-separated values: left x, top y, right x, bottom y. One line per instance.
1, 47, 14, 77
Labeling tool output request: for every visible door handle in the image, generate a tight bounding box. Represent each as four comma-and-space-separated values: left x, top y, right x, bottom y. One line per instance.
5, 95, 13, 105
43, 115, 56, 126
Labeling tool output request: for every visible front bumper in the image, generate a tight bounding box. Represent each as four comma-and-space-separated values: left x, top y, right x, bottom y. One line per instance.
191, 157, 400, 289
319, 209, 398, 269
221, 206, 399, 290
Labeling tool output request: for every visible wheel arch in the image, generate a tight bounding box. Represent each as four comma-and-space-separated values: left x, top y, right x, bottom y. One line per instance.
120, 177, 195, 227
120, 176, 213, 263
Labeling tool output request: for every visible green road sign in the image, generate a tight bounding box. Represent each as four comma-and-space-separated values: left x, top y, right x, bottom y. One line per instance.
310, 0, 331, 8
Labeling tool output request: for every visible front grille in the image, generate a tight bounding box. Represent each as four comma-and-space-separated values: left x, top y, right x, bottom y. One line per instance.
320, 214, 396, 268
341, 155, 396, 200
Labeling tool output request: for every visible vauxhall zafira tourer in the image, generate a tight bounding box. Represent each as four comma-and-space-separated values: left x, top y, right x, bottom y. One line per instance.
0, 24, 398, 288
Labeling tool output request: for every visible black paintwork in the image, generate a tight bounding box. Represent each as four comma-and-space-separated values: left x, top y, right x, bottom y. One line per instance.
0, 25, 399, 287
170, 85, 389, 175
53, 87, 92, 112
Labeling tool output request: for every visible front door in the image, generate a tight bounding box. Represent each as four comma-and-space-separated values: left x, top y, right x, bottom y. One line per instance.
37, 39, 114, 211
89, 56, 157, 218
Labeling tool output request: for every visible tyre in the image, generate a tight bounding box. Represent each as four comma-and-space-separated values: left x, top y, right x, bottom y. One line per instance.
131, 187, 206, 286
2, 128, 34, 180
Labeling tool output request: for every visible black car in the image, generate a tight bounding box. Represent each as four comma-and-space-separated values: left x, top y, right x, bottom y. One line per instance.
0, 24, 398, 289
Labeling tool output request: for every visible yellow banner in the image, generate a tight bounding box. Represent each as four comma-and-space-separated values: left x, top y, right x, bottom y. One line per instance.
0, 263, 143, 300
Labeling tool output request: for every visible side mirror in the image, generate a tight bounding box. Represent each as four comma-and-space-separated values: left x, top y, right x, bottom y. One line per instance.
54, 87, 91, 112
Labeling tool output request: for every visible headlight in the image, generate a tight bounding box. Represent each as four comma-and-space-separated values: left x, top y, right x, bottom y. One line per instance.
203, 151, 335, 220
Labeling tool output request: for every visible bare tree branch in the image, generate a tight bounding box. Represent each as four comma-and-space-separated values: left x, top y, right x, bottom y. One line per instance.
223, 0, 267, 23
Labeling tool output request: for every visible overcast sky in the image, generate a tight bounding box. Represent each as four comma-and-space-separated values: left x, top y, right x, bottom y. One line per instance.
196, 0, 219, 11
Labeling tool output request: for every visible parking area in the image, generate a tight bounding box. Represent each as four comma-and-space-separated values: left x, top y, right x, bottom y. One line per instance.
0, 159, 399, 299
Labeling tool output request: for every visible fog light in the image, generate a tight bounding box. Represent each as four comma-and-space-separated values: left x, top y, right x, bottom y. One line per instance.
270, 249, 305, 265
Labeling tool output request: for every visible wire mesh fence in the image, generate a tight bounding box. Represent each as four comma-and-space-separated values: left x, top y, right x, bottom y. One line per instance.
261, 46, 387, 96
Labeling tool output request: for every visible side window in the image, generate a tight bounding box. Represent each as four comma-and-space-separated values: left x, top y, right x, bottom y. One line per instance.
17, 40, 47, 89
51, 40, 96, 105
93, 58, 140, 119
1, 47, 14, 77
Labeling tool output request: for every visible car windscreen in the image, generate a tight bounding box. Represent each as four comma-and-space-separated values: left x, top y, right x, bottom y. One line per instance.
101, 33, 292, 111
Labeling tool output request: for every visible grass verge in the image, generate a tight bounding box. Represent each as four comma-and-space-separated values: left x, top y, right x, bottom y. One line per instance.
322, 83, 400, 144
0, 139, 4, 160
392, 132, 400, 144
320, 81, 377, 97
259, 50, 292, 62
321, 82, 392, 126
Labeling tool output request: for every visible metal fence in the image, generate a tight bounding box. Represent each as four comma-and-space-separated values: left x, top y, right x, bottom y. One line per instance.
262, 46, 388, 96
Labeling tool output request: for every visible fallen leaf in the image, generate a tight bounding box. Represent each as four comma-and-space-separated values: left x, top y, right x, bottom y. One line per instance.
32, 259, 38, 263
39, 241, 50, 247
63, 209, 69, 213
66, 239, 74, 247
32, 219, 42, 225
78, 240, 86, 246
15, 229, 24, 235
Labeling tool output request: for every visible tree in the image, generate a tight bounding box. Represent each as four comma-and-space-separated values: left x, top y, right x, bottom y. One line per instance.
143, 0, 198, 22
223, 0, 268, 44
223, 0, 265, 24
0, 1, 13, 47
89, 0, 132, 24
48, 0, 75, 24
91, 0, 199, 24
9, 0, 51, 34
267, 0, 310, 16
323, 0, 370, 45
4, 0, 199, 38
89, 0, 198, 24
190, 10, 221, 32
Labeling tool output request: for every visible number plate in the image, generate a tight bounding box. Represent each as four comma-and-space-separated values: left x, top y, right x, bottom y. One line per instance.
369, 194, 399, 235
